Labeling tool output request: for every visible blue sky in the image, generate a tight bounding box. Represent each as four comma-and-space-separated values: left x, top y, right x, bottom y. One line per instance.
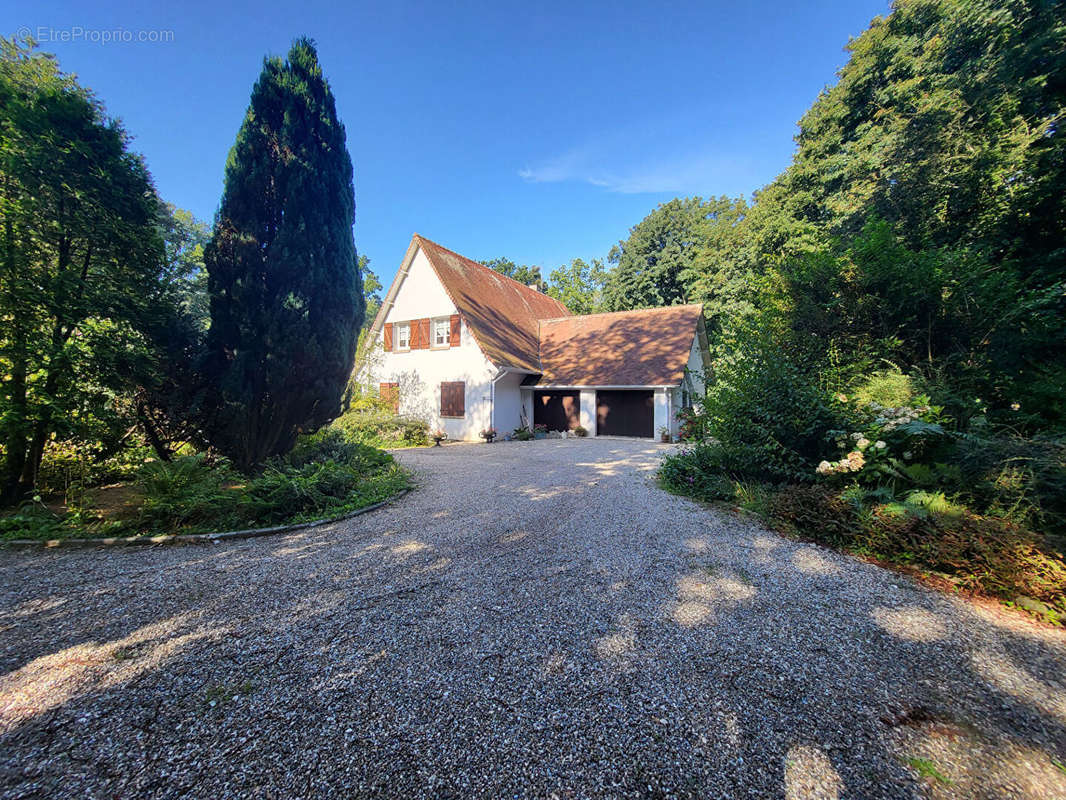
14, 0, 890, 288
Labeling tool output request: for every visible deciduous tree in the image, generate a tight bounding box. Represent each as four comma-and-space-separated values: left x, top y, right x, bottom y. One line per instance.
0, 38, 166, 503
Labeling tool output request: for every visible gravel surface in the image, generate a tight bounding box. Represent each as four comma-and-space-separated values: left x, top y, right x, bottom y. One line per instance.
1, 438, 1064, 799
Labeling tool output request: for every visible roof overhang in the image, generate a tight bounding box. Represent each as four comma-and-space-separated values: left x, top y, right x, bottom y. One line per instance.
522, 384, 677, 390
367, 235, 421, 343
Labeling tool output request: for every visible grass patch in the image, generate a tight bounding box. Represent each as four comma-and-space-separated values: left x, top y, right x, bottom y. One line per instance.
205, 679, 255, 707
1, 429, 412, 542
905, 757, 952, 785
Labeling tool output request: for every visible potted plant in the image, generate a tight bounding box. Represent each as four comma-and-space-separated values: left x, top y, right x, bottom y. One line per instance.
533, 423, 549, 440
479, 427, 497, 443
431, 428, 447, 446
659, 426, 672, 443
512, 426, 533, 441
573, 425, 588, 438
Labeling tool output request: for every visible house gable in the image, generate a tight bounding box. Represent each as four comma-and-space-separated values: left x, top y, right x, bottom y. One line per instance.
384, 246, 457, 326
370, 234, 571, 373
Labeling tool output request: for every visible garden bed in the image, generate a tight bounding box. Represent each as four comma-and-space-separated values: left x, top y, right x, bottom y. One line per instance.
0, 430, 413, 544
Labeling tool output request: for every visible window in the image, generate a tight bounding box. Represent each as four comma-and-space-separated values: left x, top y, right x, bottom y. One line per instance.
433, 317, 450, 347
396, 322, 410, 351
379, 382, 399, 413
440, 381, 465, 418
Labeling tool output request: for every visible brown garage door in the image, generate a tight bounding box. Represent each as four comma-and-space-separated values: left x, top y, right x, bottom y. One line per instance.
533, 390, 581, 432
596, 390, 654, 438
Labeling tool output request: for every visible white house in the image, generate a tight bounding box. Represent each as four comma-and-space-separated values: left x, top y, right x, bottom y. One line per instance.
364, 234, 710, 441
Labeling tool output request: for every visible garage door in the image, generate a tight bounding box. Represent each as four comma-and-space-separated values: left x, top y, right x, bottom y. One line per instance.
533, 390, 580, 432
596, 390, 654, 438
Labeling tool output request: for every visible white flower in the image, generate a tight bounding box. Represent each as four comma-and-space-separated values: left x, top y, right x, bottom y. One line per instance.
903, 451, 913, 460
1011, 402, 1020, 411
851, 432, 863, 441
874, 440, 886, 449
856, 437, 871, 450
816, 461, 833, 475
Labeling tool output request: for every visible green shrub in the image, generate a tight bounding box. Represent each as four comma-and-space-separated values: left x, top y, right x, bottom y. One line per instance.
0, 503, 88, 541
286, 428, 391, 471
332, 408, 428, 448
245, 461, 359, 522
952, 433, 1066, 536
658, 442, 763, 501
733, 481, 774, 517
766, 484, 861, 548
676, 405, 711, 442
573, 425, 588, 437
701, 324, 849, 481
850, 368, 916, 408
513, 426, 533, 441
136, 455, 241, 531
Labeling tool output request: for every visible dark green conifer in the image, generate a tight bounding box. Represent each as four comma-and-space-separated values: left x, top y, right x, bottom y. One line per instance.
203, 38, 362, 470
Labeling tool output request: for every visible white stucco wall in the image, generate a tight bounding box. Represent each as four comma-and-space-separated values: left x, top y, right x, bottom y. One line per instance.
386, 248, 455, 321
684, 333, 707, 397
653, 388, 670, 439
369, 246, 497, 441
492, 372, 525, 434
579, 390, 597, 436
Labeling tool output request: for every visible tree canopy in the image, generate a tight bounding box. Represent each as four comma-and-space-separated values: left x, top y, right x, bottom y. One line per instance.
547, 258, 608, 315
593, 0, 1066, 427
482, 256, 547, 291
0, 38, 168, 502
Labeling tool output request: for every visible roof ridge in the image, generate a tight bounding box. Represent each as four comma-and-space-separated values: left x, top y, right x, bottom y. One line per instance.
415, 233, 570, 313
539, 303, 702, 324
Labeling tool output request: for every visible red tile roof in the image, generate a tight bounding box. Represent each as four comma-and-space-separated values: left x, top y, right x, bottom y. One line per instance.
534, 305, 704, 386
415, 235, 570, 372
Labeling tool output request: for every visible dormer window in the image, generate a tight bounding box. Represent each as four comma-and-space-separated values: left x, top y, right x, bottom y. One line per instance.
433, 317, 450, 347
396, 322, 411, 351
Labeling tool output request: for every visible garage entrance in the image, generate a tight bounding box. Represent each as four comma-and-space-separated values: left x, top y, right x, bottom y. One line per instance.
596, 390, 654, 438
533, 390, 580, 432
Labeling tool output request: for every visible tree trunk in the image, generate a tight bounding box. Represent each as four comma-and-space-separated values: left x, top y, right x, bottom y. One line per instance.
137, 401, 172, 463
1, 215, 30, 506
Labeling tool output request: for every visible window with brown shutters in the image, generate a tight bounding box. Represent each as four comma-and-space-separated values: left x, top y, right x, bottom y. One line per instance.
449, 314, 461, 347
383, 323, 393, 351
440, 381, 465, 418
379, 382, 399, 413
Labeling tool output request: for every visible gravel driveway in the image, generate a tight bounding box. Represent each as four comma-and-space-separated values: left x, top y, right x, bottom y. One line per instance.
2, 438, 1064, 799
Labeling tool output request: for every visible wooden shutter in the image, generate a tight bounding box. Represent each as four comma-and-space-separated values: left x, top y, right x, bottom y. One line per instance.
449, 314, 461, 347
440, 381, 465, 417
418, 318, 431, 349
383, 323, 393, 351
379, 382, 399, 413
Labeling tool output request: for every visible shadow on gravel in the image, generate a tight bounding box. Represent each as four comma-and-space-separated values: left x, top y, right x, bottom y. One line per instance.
0, 439, 1064, 798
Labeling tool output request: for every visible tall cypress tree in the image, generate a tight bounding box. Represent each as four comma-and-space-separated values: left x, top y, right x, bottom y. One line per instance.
203, 38, 362, 470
